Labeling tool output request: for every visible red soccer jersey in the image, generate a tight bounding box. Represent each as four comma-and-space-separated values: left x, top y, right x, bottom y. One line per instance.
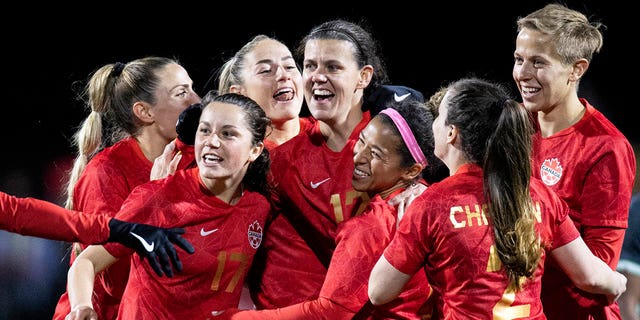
319, 193, 431, 319
262, 117, 315, 152
533, 100, 636, 319
383, 164, 579, 319
225, 192, 432, 320
102, 167, 271, 319
0, 191, 110, 243
250, 112, 371, 308
53, 137, 153, 320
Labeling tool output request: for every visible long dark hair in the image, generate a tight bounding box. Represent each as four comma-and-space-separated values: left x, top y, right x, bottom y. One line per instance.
445, 77, 540, 291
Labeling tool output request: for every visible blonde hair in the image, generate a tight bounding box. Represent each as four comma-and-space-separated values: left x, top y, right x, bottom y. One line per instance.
517, 3, 604, 66
65, 57, 178, 209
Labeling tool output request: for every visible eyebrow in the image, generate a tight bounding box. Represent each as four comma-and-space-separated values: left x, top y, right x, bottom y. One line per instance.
168, 83, 190, 91
199, 121, 243, 132
256, 55, 295, 65
255, 59, 275, 65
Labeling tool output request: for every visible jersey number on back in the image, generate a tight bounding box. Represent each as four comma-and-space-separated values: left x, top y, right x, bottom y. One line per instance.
488, 245, 531, 319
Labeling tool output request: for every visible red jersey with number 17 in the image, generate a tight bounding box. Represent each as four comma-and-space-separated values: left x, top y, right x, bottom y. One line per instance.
104, 167, 271, 320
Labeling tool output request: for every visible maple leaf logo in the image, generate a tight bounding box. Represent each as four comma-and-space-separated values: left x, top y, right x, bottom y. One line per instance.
247, 220, 263, 249
540, 158, 562, 186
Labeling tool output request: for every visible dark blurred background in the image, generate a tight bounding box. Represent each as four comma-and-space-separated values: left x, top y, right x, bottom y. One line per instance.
1, 2, 637, 319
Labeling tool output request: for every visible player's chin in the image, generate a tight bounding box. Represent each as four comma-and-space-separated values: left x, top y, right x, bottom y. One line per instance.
351, 177, 369, 192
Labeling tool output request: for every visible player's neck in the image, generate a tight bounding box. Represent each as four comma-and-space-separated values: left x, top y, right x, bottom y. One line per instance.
538, 97, 585, 138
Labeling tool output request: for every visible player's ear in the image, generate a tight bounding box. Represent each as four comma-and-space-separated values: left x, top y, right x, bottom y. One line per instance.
133, 101, 154, 124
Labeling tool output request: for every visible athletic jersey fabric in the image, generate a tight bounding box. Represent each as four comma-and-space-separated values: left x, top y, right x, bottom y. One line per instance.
0, 191, 110, 243
224, 191, 433, 319
104, 167, 271, 319
383, 164, 579, 319
250, 112, 371, 308
53, 137, 153, 320
534, 99, 636, 320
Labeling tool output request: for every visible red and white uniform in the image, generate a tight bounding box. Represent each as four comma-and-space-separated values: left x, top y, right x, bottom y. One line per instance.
533, 100, 636, 319
383, 164, 580, 319
105, 167, 271, 319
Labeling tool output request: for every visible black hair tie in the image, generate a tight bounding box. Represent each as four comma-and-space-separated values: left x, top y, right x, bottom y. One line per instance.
112, 62, 126, 77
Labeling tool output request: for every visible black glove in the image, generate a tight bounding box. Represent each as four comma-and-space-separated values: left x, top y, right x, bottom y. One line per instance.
176, 102, 203, 145
108, 218, 195, 277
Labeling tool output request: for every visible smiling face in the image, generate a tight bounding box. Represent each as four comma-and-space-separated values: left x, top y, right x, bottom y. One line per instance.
302, 39, 369, 124
512, 28, 575, 114
352, 116, 409, 198
195, 102, 262, 188
237, 38, 303, 126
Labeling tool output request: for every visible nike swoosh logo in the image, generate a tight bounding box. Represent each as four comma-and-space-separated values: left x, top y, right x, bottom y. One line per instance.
200, 228, 219, 236
394, 92, 411, 102
310, 178, 331, 189
130, 231, 155, 252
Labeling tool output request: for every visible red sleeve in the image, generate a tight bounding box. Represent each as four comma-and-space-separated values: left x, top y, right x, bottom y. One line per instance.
578, 139, 635, 229
567, 141, 631, 309
581, 226, 625, 269
577, 146, 631, 268
215, 297, 354, 320
576, 128, 634, 267
551, 213, 581, 249
0, 191, 110, 243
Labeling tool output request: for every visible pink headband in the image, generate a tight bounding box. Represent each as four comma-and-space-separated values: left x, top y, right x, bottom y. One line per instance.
379, 108, 427, 167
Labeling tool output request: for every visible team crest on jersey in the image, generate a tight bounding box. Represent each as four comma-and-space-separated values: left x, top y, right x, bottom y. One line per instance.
247, 220, 263, 249
540, 158, 562, 186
